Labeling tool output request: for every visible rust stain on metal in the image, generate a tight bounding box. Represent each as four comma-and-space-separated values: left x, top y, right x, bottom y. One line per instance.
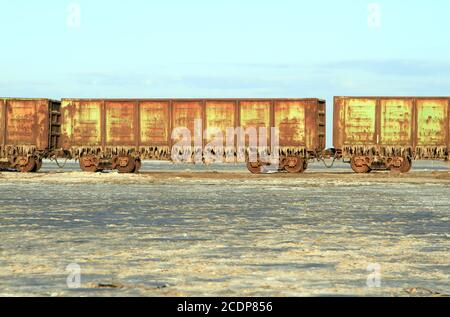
380, 99, 413, 146
240, 100, 271, 145
205, 101, 236, 144
172, 101, 203, 133
0, 99, 5, 148
343, 98, 377, 145
61, 100, 102, 147
4, 99, 50, 151
274, 101, 306, 146
416, 99, 447, 146
105, 101, 136, 146
140, 101, 170, 145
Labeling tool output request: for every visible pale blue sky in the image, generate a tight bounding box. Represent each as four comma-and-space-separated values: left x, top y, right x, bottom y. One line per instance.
1, 0, 449, 145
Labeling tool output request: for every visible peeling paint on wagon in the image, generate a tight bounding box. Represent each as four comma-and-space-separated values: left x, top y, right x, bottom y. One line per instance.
274, 101, 306, 146
205, 101, 236, 143
61, 100, 102, 148
416, 99, 448, 146
343, 98, 377, 145
172, 101, 203, 143
105, 101, 136, 146
6, 100, 48, 149
140, 101, 170, 145
240, 100, 271, 145
0, 99, 5, 149
380, 99, 413, 146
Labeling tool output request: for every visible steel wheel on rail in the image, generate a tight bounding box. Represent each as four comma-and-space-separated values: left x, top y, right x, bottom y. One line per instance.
351, 156, 371, 174
390, 156, 412, 174
79, 155, 100, 172
16, 157, 37, 173
284, 156, 306, 174
400, 157, 412, 173
117, 156, 136, 174
246, 160, 262, 174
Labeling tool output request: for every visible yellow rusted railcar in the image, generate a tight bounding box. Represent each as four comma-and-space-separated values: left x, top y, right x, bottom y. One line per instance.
60, 98, 326, 173
0, 98, 61, 172
334, 96, 449, 173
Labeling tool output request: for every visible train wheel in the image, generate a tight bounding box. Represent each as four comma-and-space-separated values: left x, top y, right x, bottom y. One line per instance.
246, 160, 262, 174
284, 156, 305, 174
80, 155, 100, 172
16, 157, 37, 173
400, 157, 412, 173
117, 156, 136, 174
351, 156, 371, 174
390, 156, 412, 173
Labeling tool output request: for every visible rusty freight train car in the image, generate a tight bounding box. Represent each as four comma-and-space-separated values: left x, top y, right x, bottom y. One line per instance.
334, 96, 450, 173
60, 98, 326, 173
0, 98, 61, 172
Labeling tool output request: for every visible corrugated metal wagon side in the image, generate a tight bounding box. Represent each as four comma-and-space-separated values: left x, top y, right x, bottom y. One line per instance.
61, 98, 325, 174
334, 96, 449, 173
0, 98, 61, 172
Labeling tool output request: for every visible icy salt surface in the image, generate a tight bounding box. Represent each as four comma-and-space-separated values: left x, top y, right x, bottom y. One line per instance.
0, 160, 449, 296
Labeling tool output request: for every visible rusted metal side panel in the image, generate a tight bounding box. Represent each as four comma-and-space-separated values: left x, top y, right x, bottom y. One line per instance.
239, 100, 271, 146
0, 99, 5, 149
333, 97, 378, 157
317, 100, 326, 151
138, 101, 171, 159
140, 101, 170, 146
343, 98, 377, 145
305, 100, 319, 151
416, 99, 447, 146
60, 100, 72, 149
37, 100, 50, 151
204, 101, 236, 144
333, 97, 345, 151
172, 101, 203, 146
415, 99, 448, 158
5, 99, 49, 151
105, 101, 136, 146
61, 100, 102, 153
274, 100, 306, 147
380, 99, 414, 146
172, 101, 203, 131
448, 98, 450, 154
